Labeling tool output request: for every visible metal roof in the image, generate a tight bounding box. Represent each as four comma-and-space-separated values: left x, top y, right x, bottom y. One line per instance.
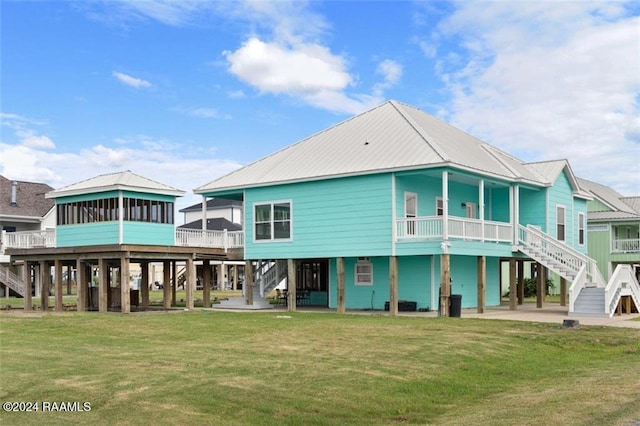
195, 100, 555, 194
179, 198, 243, 213
46, 170, 185, 199
577, 177, 636, 214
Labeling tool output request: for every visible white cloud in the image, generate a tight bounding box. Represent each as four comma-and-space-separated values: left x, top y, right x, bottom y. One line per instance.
172, 106, 231, 119
113, 71, 152, 88
434, 2, 640, 195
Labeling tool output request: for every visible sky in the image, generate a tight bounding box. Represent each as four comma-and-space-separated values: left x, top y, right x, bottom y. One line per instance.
1, 0, 639, 220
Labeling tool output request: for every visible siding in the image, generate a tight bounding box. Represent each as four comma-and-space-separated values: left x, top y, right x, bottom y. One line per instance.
56, 190, 119, 203
519, 186, 546, 229
123, 222, 175, 245
57, 223, 119, 247
245, 174, 393, 259
547, 171, 575, 243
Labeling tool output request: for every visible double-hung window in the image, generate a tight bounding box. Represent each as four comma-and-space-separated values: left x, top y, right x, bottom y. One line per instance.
355, 258, 373, 285
254, 201, 292, 241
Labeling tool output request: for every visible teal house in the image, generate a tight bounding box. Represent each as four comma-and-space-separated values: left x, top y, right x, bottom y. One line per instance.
195, 101, 636, 316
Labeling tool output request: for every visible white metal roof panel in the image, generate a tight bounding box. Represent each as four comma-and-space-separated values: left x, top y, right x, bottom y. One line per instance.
47, 170, 185, 199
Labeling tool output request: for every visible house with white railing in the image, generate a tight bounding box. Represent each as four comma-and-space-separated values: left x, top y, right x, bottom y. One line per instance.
3, 171, 245, 313
578, 177, 640, 280
194, 100, 639, 316
0, 175, 55, 297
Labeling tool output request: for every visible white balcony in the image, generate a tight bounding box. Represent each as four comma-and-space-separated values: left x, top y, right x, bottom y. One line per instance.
612, 238, 640, 253
396, 216, 512, 243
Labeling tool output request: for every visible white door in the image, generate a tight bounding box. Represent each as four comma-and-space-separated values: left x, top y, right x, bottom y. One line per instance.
405, 192, 417, 235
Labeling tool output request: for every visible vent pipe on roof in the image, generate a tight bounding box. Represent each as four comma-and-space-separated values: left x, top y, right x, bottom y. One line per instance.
10, 181, 18, 206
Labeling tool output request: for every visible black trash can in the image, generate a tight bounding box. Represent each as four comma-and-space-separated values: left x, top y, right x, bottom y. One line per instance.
449, 294, 462, 317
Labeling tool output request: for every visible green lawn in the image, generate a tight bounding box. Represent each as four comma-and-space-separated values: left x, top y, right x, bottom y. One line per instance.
1, 311, 639, 425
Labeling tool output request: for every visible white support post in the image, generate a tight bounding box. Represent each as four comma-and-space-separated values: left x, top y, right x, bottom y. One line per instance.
442, 171, 449, 241
509, 185, 515, 245
514, 184, 520, 245
201, 195, 207, 231
479, 179, 485, 242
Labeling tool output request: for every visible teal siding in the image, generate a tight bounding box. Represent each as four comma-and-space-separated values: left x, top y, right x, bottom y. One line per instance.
122, 191, 175, 202
57, 223, 119, 247
245, 174, 393, 259
56, 190, 119, 203
519, 186, 546, 229
123, 222, 175, 245
327, 254, 500, 310
489, 187, 510, 222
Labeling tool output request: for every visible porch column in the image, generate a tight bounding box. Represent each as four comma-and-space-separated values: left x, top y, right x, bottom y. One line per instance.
536, 263, 546, 308
202, 260, 211, 308
477, 256, 486, 313
141, 260, 149, 310
201, 196, 207, 231
560, 276, 567, 307
479, 179, 485, 242
76, 259, 87, 312
23, 261, 33, 311
216, 264, 223, 290
510, 184, 520, 245
66, 265, 72, 295
55, 260, 63, 312
517, 260, 525, 305
389, 256, 398, 316
39, 261, 50, 311
121, 255, 130, 313
442, 171, 449, 240
163, 260, 171, 309
186, 256, 195, 310
232, 265, 238, 290
439, 253, 451, 317
337, 257, 345, 314
98, 258, 108, 313
244, 260, 254, 305
509, 258, 517, 310
287, 259, 297, 312
34, 263, 41, 298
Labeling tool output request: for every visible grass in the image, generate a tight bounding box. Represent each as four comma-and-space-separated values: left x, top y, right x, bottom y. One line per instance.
0, 311, 639, 425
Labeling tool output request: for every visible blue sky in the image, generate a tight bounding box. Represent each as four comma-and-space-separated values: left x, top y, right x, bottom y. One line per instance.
1, 0, 639, 214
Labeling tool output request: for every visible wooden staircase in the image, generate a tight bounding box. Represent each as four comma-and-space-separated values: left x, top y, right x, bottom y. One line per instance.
0, 264, 25, 297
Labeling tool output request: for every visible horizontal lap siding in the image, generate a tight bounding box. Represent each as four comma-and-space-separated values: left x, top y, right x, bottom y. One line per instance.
123, 222, 175, 245
56, 191, 119, 203
246, 174, 392, 259
57, 223, 119, 247
519, 187, 546, 230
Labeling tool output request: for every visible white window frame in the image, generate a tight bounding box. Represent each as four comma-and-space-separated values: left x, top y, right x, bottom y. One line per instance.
436, 196, 443, 216
253, 200, 293, 242
578, 212, 585, 245
556, 205, 566, 242
355, 258, 373, 286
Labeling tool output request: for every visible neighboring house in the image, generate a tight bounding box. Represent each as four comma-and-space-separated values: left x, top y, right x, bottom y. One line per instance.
179, 198, 243, 225
577, 177, 640, 280
194, 100, 638, 316
0, 175, 55, 296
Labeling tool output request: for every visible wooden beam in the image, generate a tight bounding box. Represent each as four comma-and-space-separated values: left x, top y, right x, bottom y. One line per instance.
39, 261, 49, 311
244, 260, 254, 305
389, 256, 398, 316
509, 258, 517, 310
55, 259, 63, 312
141, 260, 149, 310
477, 256, 486, 313
24, 262, 32, 311
171, 261, 177, 306
98, 258, 108, 313
186, 256, 195, 310
76, 259, 87, 312
517, 260, 524, 305
560, 276, 567, 307
202, 260, 211, 308
288, 259, 297, 312
337, 257, 345, 314
439, 253, 451, 317
121, 255, 130, 313
163, 260, 171, 309
536, 263, 545, 308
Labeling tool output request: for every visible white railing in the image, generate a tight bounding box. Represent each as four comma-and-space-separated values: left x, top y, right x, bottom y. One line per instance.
258, 259, 288, 297
2, 229, 56, 250
612, 238, 640, 253
0, 264, 25, 296
568, 264, 588, 313
604, 264, 640, 317
396, 216, 511, 243
175, 229, 244, 250
518, 225, 605, 286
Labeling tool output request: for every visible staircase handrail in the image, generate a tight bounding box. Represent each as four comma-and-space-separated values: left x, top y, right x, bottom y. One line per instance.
258, 259, 288, 297
0, 264, 25, 296
519, 225, 604, 286
605, 264, 640, 317
568, 263, 588, 313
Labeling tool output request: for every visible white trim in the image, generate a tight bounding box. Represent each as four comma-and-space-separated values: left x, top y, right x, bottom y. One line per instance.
404, 191, 418, 236
479, 179, 485, 242
556, 204, 566, 242
442, 171, 449, 241
578, 212, 585, 246
391, 174, 396, 257
118, 190, 124, 244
